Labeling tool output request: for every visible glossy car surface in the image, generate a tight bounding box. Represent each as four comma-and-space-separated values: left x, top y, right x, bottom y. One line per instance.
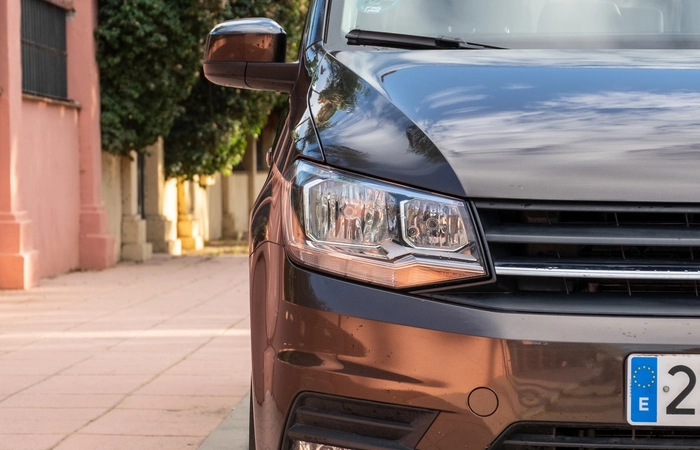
204, 1, 700, 449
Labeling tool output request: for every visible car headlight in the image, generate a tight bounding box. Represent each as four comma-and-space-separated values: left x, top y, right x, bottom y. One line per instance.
283, 160, 486, 289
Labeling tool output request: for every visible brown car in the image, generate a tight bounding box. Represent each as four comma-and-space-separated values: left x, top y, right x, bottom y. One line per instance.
204, 0, 700, 448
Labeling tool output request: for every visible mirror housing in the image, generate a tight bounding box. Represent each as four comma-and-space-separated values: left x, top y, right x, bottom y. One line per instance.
204, 18, 299, 93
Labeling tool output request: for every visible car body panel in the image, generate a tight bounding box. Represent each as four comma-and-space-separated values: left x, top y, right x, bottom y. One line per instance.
311, 48, 700, 201
249, 245, 700, 449
308, 48, 465, 196
241, 3, 700, 448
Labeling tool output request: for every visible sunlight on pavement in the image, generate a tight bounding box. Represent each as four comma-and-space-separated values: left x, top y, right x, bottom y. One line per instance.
0, 329, 251, 339
0, 255, 251, 450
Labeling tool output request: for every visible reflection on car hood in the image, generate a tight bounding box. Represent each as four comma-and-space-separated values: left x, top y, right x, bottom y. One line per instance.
310, 48, 700, 202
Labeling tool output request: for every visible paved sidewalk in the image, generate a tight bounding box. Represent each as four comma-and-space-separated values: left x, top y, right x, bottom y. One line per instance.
198, 393, 250, 450
0, 254, 251, 450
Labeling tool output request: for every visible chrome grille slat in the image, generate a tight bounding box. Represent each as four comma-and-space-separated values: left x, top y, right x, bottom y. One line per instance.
475, 200, 700, 214
495, 262, 700, 280
486, 224, 700, 246
476, 201, 700, 296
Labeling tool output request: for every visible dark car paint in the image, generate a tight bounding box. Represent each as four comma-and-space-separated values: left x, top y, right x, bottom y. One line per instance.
251, 239, 700, 449
308, 46, 466, 196
246, 1, 700, 449
311, 48, 700, 201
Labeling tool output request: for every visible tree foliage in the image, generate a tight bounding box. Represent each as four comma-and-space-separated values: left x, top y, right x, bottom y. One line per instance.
163, 77, 276, 178
97, 0, 307, 177
163, 0, 308, 179
96, 0, 226, 155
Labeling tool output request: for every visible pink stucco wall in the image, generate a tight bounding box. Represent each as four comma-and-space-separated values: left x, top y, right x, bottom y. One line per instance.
0, 0, 115, 288
20, 100, 81, 277
69, 0, 116, 270
0, 0, 39, 289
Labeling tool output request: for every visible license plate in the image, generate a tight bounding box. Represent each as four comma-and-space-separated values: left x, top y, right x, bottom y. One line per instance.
627, 354, 700, 426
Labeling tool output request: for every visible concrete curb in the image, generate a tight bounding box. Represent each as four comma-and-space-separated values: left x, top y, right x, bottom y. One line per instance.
199, 392, 250, 450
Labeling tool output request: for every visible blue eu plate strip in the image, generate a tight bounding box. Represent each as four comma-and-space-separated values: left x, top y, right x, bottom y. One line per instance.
630, 356, 658, 423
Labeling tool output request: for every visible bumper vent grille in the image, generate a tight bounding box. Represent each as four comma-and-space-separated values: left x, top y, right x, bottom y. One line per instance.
493, 423, 700, 450
283, 393, 437, 450
476, 201, 700, 297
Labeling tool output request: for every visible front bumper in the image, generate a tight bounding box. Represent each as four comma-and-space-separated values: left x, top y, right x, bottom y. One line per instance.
250, 242, 700, 450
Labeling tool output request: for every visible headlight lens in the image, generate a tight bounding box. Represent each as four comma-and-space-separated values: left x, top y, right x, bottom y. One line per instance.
284, 161, 486, 289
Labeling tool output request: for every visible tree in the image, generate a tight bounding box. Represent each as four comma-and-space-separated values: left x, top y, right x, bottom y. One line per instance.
163, 72, 277, 179
96, 0, 226, 156
163, 0, 308, 179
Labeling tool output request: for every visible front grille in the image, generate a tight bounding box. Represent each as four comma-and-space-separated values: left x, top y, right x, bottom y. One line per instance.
476, 201, 700, 297
492, 423, 700, 450
283, 393, 437, 450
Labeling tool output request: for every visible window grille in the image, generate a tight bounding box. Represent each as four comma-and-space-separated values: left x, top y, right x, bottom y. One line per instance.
21, 0, 68, 99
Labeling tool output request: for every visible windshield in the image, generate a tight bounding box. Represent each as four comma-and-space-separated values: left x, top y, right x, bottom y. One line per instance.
329, 0, 700, 48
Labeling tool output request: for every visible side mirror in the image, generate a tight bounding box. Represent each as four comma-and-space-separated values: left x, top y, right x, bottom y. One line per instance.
204, 18, 299, 93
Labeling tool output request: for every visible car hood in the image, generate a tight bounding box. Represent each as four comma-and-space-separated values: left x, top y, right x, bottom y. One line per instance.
309, 48, 700, 202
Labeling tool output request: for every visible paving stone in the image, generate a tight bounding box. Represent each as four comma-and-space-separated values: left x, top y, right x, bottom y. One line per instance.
80, 408, 228, 436
53, 435, 203, 450
0, 394, 123, 409
0, 434, 64, 450
0, 255, 251, 448
135, 375, 249, 397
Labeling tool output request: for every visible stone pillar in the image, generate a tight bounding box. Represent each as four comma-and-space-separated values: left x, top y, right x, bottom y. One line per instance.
68, 0, 116, 270
0, 0, 39, 289
120, 153, 152, 261
221, 137, 258, 242
144, 138, 181, 254
221, 175, 237, 239
177, 180, 204, 251
247, 137, 258, 215
0, 211, 38, 289
198, 174, 222, 242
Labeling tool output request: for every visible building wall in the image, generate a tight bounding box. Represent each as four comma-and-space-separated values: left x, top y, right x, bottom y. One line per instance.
163, 178, 179, 241
0, 0, 117, 288
2, 0, 279, 288
20, 100, 81, 278
191, 181, 209, 242
253, 173, 268, 200
0, 0, 39, 288
68, 0, 116, 270
190, 175, 223, 243
101, 152, 122, 257
227, 173, 249, 238
207, 174, 223, 241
